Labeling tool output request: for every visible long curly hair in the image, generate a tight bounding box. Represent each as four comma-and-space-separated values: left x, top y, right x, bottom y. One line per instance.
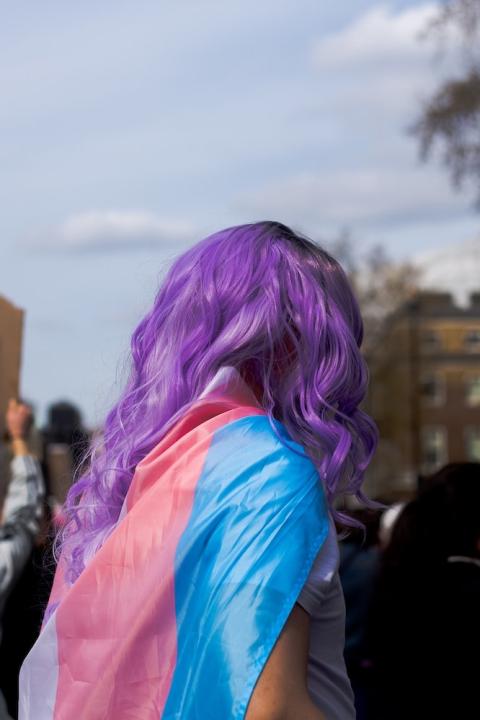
56, 221, 379, 585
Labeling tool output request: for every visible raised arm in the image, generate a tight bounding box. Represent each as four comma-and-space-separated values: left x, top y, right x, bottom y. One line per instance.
0, 399, 45, 613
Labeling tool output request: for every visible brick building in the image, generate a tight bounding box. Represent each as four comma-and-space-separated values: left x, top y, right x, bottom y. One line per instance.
363, 291, 480, 499
0, 294, 24, 498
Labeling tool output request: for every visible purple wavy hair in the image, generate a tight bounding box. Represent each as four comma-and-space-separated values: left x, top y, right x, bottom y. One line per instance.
56, 220, 379, 586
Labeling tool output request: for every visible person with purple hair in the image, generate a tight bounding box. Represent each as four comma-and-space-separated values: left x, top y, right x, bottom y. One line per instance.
19, 221, 378, 720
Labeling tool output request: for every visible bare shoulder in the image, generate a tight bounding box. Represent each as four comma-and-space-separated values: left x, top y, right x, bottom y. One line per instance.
245, 603, 326, 720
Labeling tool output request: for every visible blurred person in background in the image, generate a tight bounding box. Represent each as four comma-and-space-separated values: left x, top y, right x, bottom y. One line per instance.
39, 400, 91, 528
338, 507, 382, 719
0, 397, 74, 719
1, 399, 92, 718
40, 401, 90, 479
366, 463, 480, 720
0, 400, 45, 720
19, 221, 380, 720
376, 500, 405, 549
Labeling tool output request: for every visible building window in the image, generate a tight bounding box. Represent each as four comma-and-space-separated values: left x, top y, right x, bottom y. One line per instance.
421, 426, 447, 474
421, 330, 441, 352
464, 329, 480, 353
420, 373, 445, 406
465, 376, 480, 407
465, 427, 480, 462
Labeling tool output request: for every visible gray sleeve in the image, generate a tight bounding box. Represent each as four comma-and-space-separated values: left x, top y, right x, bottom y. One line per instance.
0, 454, 45, 607
296, 514, 340, 616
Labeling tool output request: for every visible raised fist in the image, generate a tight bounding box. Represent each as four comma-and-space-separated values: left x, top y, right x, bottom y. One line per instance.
6, 398, 33, 440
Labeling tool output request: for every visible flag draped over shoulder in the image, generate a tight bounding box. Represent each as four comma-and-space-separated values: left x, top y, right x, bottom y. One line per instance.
19, 368, 330, 720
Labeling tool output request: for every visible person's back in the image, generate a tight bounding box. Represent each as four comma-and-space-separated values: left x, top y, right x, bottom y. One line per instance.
367, 463, 480, 719
20, 221, 378, 719
368, 559, 480, 719
422, 558, 480, 716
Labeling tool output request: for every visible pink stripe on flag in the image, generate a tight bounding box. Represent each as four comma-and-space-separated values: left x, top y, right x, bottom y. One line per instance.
52, 401, 264, 719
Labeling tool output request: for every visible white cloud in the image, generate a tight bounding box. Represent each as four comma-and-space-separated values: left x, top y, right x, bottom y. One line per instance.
236, 165, 471, 230
309, 3, 466, 125
413, 236, 480, 306
233, 4, 477, 244
311, 4, 439, 70
28, 210, 195, 251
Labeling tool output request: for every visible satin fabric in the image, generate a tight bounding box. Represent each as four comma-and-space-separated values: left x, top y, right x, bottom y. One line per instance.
19, 372, 330, 719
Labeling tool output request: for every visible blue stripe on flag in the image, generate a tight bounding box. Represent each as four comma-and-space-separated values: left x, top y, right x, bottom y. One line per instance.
162, 414, 329, 719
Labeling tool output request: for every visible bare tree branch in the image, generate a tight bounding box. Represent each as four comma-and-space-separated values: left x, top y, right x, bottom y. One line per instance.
411, 0, 480, 207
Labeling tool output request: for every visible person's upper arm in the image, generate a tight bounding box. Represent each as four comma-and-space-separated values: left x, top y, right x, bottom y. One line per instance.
245, 603, 325, 720
296, 513, 338, 617
2, 454, 45, 529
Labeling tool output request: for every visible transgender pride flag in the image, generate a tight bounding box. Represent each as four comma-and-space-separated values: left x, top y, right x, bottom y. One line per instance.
19, 367, 329, 719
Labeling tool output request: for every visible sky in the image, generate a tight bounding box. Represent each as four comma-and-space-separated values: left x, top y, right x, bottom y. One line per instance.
1, 0, 479, 427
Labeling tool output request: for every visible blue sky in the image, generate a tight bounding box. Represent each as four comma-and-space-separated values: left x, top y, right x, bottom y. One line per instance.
1, 0, 479, 427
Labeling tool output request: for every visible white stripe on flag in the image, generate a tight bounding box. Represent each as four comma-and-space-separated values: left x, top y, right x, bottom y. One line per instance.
18, 611, 59, 720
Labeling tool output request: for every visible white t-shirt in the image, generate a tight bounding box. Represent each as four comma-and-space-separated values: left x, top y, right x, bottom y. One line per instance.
296, 513, 356, 720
